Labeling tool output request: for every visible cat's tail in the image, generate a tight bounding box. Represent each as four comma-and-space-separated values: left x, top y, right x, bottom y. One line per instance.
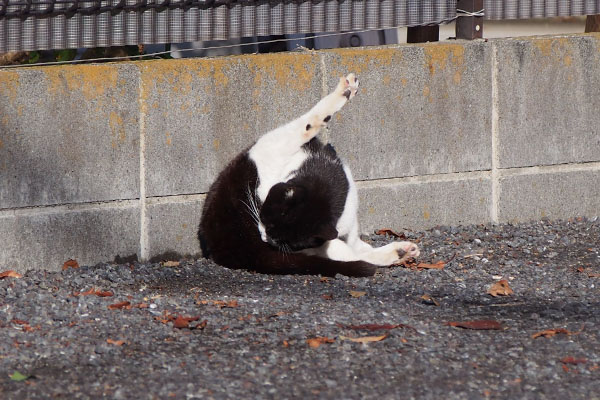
259, 252, 377, 277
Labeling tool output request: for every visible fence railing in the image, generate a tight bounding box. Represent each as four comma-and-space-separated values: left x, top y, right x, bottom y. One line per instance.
0, 0, 599, 53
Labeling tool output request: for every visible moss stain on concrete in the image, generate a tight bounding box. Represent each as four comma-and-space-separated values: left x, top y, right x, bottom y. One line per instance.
327, 47, 401, 78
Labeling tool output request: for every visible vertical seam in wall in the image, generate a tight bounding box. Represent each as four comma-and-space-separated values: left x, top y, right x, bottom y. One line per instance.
138, 68, 148, 261
319, 53, 330, 144
491, 43, 500, 224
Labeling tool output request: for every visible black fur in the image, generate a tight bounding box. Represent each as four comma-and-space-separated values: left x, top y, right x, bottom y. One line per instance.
198, 138, 377, 277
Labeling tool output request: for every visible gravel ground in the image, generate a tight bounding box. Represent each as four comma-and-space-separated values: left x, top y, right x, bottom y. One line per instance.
1, 218, 599, 399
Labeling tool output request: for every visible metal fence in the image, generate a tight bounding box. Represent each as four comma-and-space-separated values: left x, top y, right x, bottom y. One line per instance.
0, 0, 599, 53
0, 0, 457, 52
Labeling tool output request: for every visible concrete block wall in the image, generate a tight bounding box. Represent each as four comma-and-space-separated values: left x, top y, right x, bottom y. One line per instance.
1, 33, 599, 272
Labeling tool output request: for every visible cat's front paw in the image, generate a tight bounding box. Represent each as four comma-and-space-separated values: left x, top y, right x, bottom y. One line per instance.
336, 73, 359, 100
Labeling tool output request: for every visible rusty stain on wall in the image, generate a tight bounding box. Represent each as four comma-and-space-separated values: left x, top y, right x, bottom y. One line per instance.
0, 71, 20, 105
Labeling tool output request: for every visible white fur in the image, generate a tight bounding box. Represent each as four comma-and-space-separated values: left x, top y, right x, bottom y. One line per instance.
249, 73, 420, 267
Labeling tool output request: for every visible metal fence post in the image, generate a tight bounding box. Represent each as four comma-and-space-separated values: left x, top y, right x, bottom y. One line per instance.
585, 15, 600, 32
456, 0, 483, 40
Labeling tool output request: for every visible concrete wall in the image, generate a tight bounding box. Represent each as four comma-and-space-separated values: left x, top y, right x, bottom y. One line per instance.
1, 33, 599, 272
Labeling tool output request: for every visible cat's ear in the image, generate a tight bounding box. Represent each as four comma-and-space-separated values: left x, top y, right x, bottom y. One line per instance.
318, 225, 338, 241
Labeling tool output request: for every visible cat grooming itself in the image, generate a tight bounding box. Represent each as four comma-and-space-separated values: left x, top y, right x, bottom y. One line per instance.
199, 74, 420, 277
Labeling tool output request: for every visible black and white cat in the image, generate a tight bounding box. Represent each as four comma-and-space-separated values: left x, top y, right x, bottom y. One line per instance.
198, 73, 420, 277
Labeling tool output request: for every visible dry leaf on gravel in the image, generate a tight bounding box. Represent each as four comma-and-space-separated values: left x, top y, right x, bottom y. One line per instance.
108, 301, 132, 310
198, 299, 239, 308
173, 316, 207, 330
488, 280, 514, 297
73, 288, 114, 297
322, 294, 333, 300
0, 270, 22, 279
339, 334, 387, 343
446, 320, 503, 330
531, 328, 576, 339
62, 259, 79, 270
107, 339, 126, 346
560, 356, 587, 365
349, 291, 366, 298
374, 228, 406, 239
307, 337, 335, 348
421, 294, 440, 306
344, 323, 414, 332
162, 261, 180, 268
416, 261, 445, 270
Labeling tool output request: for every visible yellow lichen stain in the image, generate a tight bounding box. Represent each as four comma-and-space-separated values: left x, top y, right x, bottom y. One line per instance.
176, 234, 183, 242
0, 70, 20, 104
540, 209, 547, 218
368, 206, 375, 215
109, 111, 126, 148
422, 43, 465, 76
532, 37, 575, 68
182, 223, 188, 229
328, 47, 400, 75
401, 78, 408, 87
243, 53, 317, 91
213, 139, 220, 150
383, 75, 391, 86
380, 118, 385, 126
423, 205, 431, 220
197, 143, 204, 150
41, 64, 120, 100
453, 70, 462, 85
423, 85, 433, 103
165, 131, 172, 146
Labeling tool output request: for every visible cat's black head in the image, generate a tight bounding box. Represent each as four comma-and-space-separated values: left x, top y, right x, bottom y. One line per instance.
259, 181, 338, 251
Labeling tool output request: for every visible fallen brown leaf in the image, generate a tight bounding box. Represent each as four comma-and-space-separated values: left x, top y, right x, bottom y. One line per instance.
374, 228, 406, 239
421, 294, 440, 306
108, 301, 132, 310
349, 291, 366, 298
446, 320, 503, 330
107, 338, 126, 346
307, 337, 335, 348
416, 261, 445, 270
532, 328, 573, 339
162, 261, 180, 268
173, 316, 199, 329
74, 288, 114, 297
62, 259, 79, 270
488, 280, 514, 297
345, 323, 414, 331
560, 356, 587, 365
0, 270, 22, 279
198, 299, 239, 308
173, 316, 207, 330
321, 294, 333, 300
339, 334, 387, 343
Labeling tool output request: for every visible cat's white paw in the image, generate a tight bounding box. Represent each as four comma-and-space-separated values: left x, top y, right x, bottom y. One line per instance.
336, 73, 359, 100
361, 241, 420, 266
395, 241, 420, 262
